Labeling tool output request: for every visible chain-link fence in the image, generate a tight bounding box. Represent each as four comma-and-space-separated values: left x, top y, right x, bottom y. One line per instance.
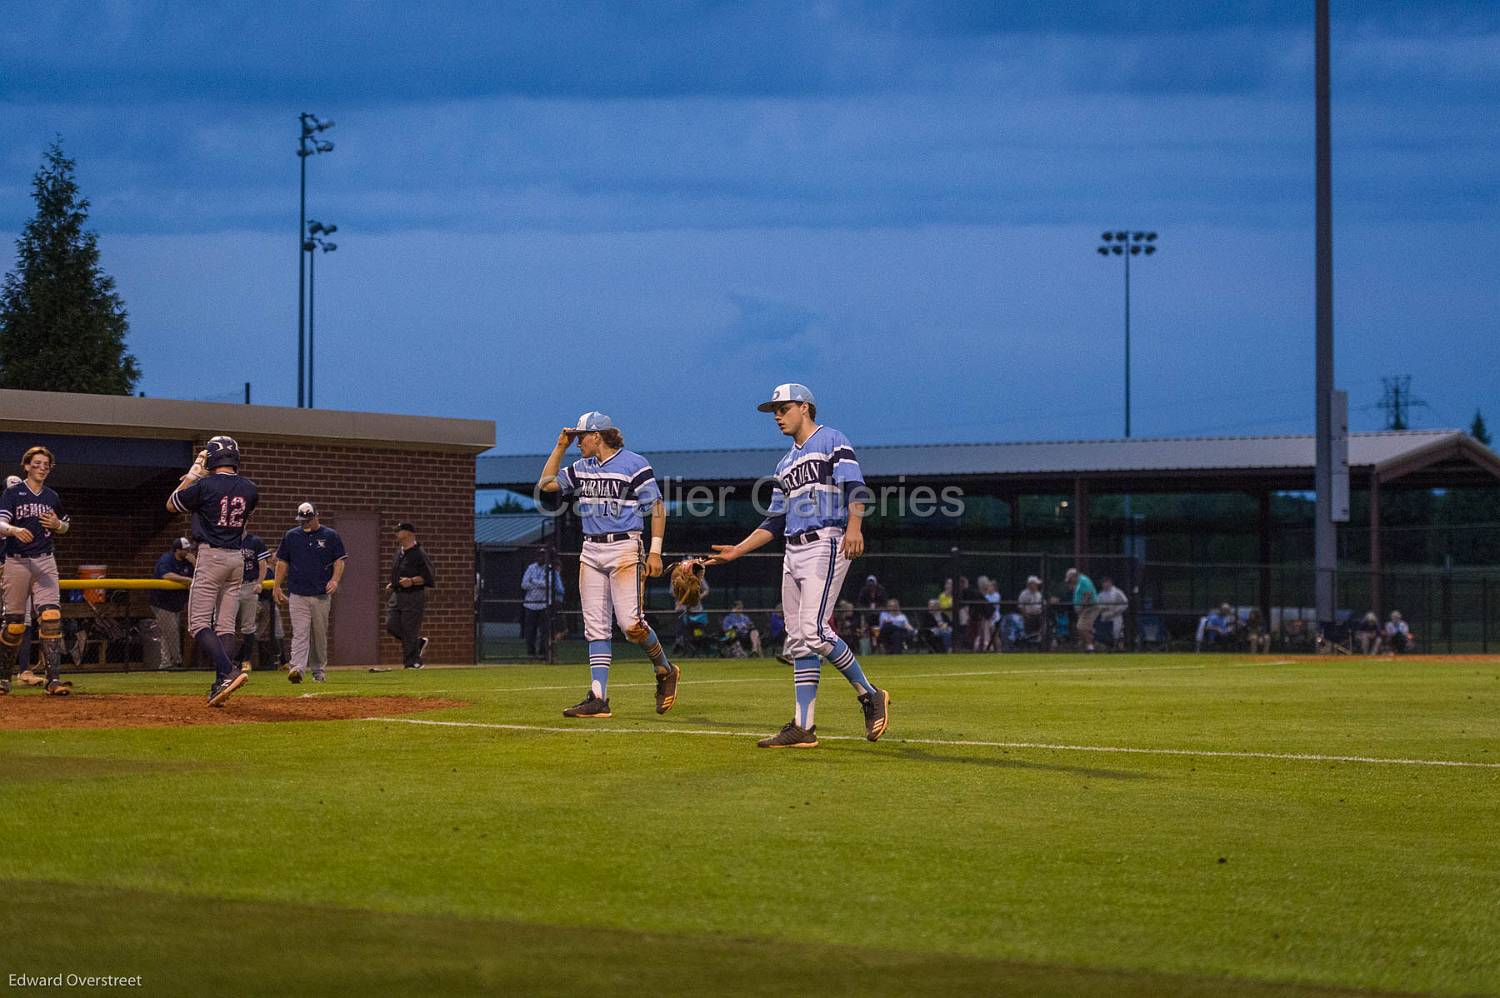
477, 542, 1500, 662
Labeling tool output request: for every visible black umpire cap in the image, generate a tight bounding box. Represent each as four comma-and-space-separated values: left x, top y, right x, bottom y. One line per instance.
394, 521, 416, 534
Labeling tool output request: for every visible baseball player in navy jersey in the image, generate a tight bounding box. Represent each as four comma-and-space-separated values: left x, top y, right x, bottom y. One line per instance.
707, 384, 890, 748
537, 412, 679, 718
167, 436, 259, 707
234, 531, 271, 672
0, 447, 73, 696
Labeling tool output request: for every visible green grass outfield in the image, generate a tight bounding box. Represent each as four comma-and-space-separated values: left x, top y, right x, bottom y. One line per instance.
2, 653, 1497, 997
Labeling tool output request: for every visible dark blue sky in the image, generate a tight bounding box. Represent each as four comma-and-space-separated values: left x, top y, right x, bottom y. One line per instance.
3, 1, 1496, 451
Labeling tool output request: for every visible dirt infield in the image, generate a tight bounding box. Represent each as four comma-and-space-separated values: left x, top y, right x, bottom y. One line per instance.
0, 694, 465, 731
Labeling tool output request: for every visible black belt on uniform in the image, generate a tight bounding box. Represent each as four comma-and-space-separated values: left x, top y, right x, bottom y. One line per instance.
786, 530, 822, 546
584, 532, 637, 543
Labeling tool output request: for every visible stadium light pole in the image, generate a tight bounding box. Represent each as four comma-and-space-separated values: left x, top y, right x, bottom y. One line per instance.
1314, 0, 1337, 625
297, 113, 335, 408
303, 221, 337, 409
1095, 230, 1159, 439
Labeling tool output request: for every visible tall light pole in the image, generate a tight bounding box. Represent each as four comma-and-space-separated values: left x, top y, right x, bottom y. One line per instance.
1096, 230, 1158, 439
303, 221, 337, 409
1314, 0, 1338, 625
298, 112, 335, 408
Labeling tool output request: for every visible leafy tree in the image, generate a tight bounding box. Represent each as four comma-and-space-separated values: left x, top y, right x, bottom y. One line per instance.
0, 139, 139, 394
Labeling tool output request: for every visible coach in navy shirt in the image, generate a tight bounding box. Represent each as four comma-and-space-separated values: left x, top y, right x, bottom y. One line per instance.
149, 538, 194, 669
274, 501, 346, 683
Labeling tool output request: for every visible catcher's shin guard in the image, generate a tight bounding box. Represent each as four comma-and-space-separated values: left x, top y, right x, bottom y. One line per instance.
0, 614, 24, 678
37, 605, 64, 681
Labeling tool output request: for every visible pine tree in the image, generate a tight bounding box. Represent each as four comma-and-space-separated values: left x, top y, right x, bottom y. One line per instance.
0, 139, 139, 394
1471, 409, 1491, 446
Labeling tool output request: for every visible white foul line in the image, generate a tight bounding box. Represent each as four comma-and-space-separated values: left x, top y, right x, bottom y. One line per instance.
339, 659, 1294, 697
360, 717, 1500, 770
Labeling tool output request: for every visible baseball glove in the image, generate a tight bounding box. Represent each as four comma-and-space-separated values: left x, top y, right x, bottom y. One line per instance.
670, 559, 705, 607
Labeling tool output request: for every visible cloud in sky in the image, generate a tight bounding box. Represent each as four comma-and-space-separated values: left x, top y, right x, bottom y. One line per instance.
1, 0, 1496, 449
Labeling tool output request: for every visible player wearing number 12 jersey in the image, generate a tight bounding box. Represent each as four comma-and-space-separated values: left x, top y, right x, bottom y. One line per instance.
167, 435, 258, 707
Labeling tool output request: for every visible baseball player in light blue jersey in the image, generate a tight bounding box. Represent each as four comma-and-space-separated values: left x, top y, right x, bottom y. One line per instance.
538, 412, 679, 718
707, 384, 890, 748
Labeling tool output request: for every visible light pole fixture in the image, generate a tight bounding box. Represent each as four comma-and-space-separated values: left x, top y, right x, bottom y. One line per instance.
297, 112, 335, 408
1095, 230, 1158, 438
303, 221, 338, 409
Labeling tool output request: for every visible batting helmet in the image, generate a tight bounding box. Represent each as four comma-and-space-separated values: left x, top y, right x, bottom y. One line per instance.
204, 435, 240, 470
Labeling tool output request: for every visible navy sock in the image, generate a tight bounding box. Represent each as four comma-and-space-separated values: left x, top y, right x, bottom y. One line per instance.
196, 629, 234, 684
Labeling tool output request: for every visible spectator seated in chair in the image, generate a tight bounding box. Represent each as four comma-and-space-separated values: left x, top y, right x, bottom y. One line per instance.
876, 599, 917, 654
719, 601, 761, 658
1243, 608, 1271, 654
920, 598, 953, 653
1196, 603, 1233, 651
1354, 611, 1382, 655
672, 608, 714, 657
1281, 617, 1316, 652
1383, 610, 1412, 654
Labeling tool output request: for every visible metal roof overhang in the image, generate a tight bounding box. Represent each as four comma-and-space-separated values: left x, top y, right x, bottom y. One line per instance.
478, 431, 1500, 495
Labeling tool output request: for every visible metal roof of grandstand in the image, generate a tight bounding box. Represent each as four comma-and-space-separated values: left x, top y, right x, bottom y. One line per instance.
478, 430, 1500, 490
474, 513, 550, 547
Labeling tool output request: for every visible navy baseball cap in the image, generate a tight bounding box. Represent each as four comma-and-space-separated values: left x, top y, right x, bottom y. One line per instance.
173, 537, 192, 550
295, 501, 318, 522
568, 411, 614, 434
757, 383, 815, 412
394, 521, 416, 533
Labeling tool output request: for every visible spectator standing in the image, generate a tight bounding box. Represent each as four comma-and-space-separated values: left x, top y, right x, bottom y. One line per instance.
937, 578, 954, 614
519, 548, 562, 659
274, 502, 347, 684
1096, 577, 1129, 650
982, 578, 1002, 651
149, 537, 194, 670
962, 575, 987, 650
1384, 611, 1411, 654
234, 531, 271, 673
386, 522, 436, 670
857, 574, 887, 632
1065, 567, 1099, 652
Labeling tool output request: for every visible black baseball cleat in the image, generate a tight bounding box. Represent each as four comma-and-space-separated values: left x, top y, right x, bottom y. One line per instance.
859, 688, 891, 742
562, 692, 612, 718
44, 680, 72, 697
208, 672, 248, 708
0, 678, 10, 695
654, 664, 680, 714
757, 721, 818, 749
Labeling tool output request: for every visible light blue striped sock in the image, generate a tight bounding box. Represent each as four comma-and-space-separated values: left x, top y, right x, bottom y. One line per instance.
794, 656, 820, 728
588, 640, 611, 699
638, 625, 672, 675
828, 639, 876, 696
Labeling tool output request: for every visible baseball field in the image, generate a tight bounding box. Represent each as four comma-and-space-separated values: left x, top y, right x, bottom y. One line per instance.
1, 653, 1496, 997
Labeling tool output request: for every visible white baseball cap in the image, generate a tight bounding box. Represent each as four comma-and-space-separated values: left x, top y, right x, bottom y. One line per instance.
757, 383, 815, 412
569, 411, 614, 433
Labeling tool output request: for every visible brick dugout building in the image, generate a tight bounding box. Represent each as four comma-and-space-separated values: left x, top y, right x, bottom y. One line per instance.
0, 389, 493, 667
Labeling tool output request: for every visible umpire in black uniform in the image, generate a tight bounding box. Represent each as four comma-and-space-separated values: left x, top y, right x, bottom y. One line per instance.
385, 522, 436, 668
